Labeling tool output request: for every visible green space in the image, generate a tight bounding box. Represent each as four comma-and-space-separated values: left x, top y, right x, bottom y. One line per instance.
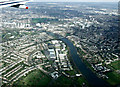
32, 18, 59, 24
65, 70, 76, 76
105, 60, 120, 86
49, 75, 88, 87
106, 71, 120, 86
13, 69, 51, 87
111, 60, 120, 70
50, 75, 75, 87
77, 76, 88, 86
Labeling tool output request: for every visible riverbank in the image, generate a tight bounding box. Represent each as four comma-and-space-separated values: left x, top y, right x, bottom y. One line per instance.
60, 37, 111, 87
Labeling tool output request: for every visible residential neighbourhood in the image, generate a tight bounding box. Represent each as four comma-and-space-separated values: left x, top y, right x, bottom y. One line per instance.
0, 2, 119, 87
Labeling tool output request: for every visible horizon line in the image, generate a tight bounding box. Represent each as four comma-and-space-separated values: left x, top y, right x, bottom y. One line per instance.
31, 1, 119, 2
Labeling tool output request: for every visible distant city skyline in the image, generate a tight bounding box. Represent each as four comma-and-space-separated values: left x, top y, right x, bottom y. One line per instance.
33, 0, 119, 2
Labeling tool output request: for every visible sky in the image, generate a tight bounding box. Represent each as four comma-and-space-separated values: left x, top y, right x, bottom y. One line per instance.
33, 0, 120, 2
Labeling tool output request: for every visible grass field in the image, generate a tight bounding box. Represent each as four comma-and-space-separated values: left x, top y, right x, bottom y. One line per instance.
12, 70, 88, 87
105, 60, 120, 86
13, 69, 51, 87
49, 75, 88, 87
106, 71, 120, 86
65, 70, 76, 76
111, 60, 120, 70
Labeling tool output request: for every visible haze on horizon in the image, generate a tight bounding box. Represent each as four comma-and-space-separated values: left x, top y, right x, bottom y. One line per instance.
33, 0, 119, 2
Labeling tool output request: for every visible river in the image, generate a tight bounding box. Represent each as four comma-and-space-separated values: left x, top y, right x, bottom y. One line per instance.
60, 38, 111, 87
46, 31, 111, 87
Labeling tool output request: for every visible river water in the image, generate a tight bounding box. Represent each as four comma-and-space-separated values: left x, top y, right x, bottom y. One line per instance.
60, 38, 111, 87
46, 31, 111, 87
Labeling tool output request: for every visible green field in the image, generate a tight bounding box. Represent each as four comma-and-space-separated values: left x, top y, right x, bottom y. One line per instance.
106, 60, 120, 86
49, 75, 88, 87
65, 70, 76, 76
77, 76, 88, 86
12, 69, 88, 87
106, 71, 120, 86
32, 18, 59, 24
111, 60, 120, 70
13, 69, 51, 87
